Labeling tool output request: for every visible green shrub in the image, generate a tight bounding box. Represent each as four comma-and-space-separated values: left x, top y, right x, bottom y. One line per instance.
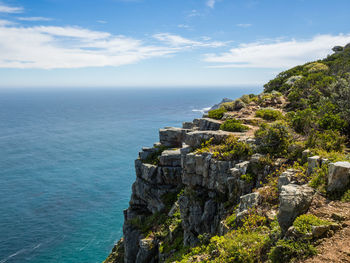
220, 99, 246, 111
341, 189, 350, 202
240, 173, 255, 183
268, 239, 316, 263
309, 164, 328, 194
196, 136, 253, 161
316, 100, 347, 131
220, 119, 249, 132
293, 214, 332, 235
256, 108, 284, 121
208, 108, 227, 119
226, 213, 237, 228
290, 108, 317, 134
305, 62, 329, 73
255, 121, 292, 156
306, 129, 345, 152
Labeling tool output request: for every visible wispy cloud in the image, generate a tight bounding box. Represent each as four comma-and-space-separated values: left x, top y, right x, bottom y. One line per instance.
236, 23, 252, 28
0, 3, 23, 13
0, 21, 224, 69
153, 33, 225, 48
97, 20, 107, 24
178, 24, 190, 29
18, 17, 52, 22
204, 34, 350, 68
187, 9, 200, 18
206, 0, 216, 8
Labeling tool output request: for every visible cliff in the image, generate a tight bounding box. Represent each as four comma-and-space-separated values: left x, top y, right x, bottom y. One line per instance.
104, 44, 350, 263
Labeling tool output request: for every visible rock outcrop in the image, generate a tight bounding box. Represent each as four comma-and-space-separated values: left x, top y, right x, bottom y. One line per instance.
113, 113, 270, 262
327, 161, 350, 193
278, 184, 315, 232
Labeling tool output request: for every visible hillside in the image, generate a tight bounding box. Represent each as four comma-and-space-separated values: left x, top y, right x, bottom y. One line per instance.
104, 44, 350, 263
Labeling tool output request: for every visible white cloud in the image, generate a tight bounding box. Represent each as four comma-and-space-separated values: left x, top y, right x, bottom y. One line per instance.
0, 22, 223, 69
153, 33, 225, 48
18, 17, 52, 22
178, 24, 190, 29
187, 9, 200, 17
0, 19, 15, 26
0, 3, 23, 13
204, 34, 350, 68
206, 0, 216, 8
97, 20, 107, 24
236, 23, 252, 28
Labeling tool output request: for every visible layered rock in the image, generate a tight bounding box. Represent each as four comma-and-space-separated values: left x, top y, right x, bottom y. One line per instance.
118, 116, 268, 262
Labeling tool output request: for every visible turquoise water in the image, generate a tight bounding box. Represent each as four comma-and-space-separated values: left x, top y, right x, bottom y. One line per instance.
0, 87, 261, 263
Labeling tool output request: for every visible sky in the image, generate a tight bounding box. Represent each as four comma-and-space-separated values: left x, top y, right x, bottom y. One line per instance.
0, 0, 350, 88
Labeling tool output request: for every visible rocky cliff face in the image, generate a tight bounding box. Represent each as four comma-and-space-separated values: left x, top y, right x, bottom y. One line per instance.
104, 45, 350, 263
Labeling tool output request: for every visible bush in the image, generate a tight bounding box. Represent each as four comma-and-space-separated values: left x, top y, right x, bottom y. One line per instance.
255, 121, 292, 156
220, 99, 246, 111
268, 240, 316, 263
208, 108, 227, 119
306, 129, 345, 152
341, 190, 350, 202
305, 62, 329, 73
309, 164, 328, 194
289, 108, 317, 134
220, 119, 249, 132
256, 108, 284, 121
316, 100, 347, 131
293, 214, 332, 235
196, 136, 253, 161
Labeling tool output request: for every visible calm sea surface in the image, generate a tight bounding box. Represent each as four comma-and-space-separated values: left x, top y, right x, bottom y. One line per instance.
0, 87, 261, 263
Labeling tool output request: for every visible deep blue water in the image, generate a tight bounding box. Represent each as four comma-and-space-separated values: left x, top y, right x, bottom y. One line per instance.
0, 87, 261, 263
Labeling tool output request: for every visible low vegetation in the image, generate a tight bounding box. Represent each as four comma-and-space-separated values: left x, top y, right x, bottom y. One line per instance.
208, 108, 227, 120
196, 136, 253, 161
255, 108, 284, 121
219, 119, 249, 132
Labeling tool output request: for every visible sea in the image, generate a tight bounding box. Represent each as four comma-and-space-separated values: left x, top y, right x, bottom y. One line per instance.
0, 87, 261, 263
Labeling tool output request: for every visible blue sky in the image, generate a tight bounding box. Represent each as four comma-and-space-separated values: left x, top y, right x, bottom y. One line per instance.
0, 0, 350, 87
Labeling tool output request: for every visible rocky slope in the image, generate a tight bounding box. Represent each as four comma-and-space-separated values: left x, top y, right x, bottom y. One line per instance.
104, 45, 350, 263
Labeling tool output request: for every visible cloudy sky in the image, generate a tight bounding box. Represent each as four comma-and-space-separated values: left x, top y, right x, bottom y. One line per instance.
0, 0, 350, 87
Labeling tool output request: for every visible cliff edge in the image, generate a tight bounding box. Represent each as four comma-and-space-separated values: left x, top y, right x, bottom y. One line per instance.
105, 44, 350, 263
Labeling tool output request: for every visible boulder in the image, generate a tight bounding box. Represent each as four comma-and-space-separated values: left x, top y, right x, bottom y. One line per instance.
312, 225, 331, 238
233, 99, 246, 110
278, 184, 314, 232
327, 161, 350, 193
237, 192, 261, 212
184, 130, 231, 148
235, 192, 261, 224
194, 118, 222, 131
307, 156, 321, 175
278, 169, 298, 191
159, 127, 189, 147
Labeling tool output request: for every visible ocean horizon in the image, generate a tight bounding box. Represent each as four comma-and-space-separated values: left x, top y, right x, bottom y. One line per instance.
0, 87, 261, 263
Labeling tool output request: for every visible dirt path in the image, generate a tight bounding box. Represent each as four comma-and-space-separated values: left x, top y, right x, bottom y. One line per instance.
301, 196, 350, 263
